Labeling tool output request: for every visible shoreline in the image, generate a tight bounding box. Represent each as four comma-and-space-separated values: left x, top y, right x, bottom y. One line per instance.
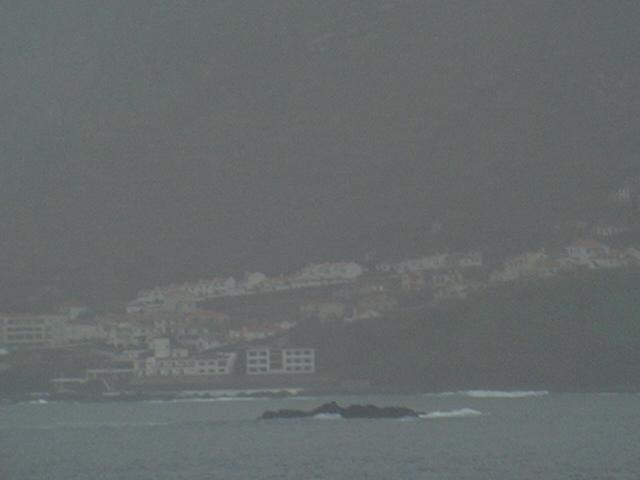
3, 385, 640, 405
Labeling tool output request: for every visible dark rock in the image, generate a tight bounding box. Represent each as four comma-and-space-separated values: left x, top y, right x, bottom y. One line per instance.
260, 401, 422, 420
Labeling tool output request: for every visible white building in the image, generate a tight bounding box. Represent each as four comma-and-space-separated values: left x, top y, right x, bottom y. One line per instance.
62, 322, 107, 343
246, 347, 315, 375
294, 262, 363, 284
86, 367, 135, 383
242, 272, 267, 290
105, 322, 156, 349
0, 314, 67, 349
142, 339, 236, 377
566, 240, 611, 265
187, 352, 236, 376
564, 240, 636, 270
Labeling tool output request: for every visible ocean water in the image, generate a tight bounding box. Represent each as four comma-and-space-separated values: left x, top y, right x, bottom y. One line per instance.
1, 392, 639, 479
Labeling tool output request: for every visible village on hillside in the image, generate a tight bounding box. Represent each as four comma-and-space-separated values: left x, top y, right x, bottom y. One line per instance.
1, 183, 639, 398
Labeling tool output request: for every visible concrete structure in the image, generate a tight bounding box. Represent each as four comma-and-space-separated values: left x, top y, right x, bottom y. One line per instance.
86, 367, 135, 383
188, 352, 237, 375
63, 322, 107, 343
246, 347, 315, 375
143, 350, 236, 377
0, 314, 66, 349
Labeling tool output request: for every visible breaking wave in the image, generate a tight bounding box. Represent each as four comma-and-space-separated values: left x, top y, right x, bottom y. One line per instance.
420, 408, 483, 419
460, 390, 549, 398
146, 396, 267, 404
426, 390, 549, 398
312, 413, 343, 420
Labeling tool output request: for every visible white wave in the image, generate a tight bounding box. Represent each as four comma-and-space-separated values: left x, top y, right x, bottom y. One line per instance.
147, 396, 266, 404
312, 413, 343, 420
420, 408, 483, 419
460, 390, 548, 398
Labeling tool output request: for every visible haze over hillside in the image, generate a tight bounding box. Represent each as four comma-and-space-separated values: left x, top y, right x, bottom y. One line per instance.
1, 1, 639, 310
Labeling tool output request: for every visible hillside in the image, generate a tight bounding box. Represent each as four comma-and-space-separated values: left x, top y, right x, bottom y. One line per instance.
297, 268, 640, 391
1, 1, 640, 309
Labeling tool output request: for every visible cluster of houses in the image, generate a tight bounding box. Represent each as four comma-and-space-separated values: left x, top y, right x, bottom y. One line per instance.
381, 240, 640, 302
0, 301, 313, 390
4, 240, 638, 353
118, 234, 640, 325
72, 345, 316, 394
491, 240, 640, 283
3, 233, 640, 392
127, 262, 364, 314
273, 238, 640, 318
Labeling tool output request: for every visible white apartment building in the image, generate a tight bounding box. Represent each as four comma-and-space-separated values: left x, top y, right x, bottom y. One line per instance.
0, 314, 66, 349
140, 338, 236, 376
246, 348, 315, 375
143, 351, 236, 377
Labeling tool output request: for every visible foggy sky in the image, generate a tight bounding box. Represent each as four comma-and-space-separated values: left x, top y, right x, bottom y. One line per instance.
1, 0, 639, 309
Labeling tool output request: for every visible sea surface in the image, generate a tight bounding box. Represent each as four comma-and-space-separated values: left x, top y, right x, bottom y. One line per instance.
1, 391, 639, 479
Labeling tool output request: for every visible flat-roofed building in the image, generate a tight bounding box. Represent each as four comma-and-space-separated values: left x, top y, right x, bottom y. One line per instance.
0, 314, 66, 349
187, 352, 237, 376
246, 347, 315, 375
142, 345, 236, 377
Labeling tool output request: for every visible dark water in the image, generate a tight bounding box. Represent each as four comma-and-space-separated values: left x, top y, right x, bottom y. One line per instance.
1, 392, 639, 479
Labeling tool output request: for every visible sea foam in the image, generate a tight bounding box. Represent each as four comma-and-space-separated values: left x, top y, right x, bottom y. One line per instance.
420, 408, 483, 419
312, 413, 343, 420
460, 390, 548, 398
